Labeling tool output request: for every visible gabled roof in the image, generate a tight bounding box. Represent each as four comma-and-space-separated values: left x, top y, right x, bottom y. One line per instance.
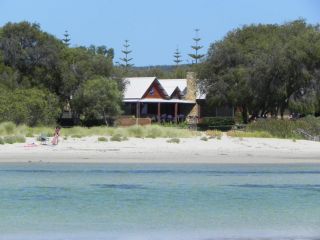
123, 77, 157, 99
123, 77, 205, 100
158, 79, 187, 96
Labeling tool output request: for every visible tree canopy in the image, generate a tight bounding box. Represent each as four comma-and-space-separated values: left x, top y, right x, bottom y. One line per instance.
199, 20, 320, 122
0, 21, 121, 126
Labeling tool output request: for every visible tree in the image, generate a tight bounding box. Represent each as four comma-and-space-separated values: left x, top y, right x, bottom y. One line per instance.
62, 30, 70, 46
72, 77, 122, 125
119, 40, 133, 71
0, 87, 61, 126
199, 20, 320, 122
173, 47, 183, 66
189, 29, 205, 64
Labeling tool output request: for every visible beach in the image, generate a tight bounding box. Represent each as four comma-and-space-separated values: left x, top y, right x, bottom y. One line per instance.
0, 135, 319, 164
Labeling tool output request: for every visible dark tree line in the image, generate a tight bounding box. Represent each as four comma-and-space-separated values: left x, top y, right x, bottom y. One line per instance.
199, 20, 320, 123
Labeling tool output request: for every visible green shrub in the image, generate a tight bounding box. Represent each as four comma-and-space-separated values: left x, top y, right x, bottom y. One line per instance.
3, 135, 25, 144
127, 125, 144, 138
3, 122, 15, 134
198, 117, 235, 131
245, 116, 320, 139
26, 132, 34, 137
167, 138, 180, 143
98, 136, 108, 142
206, 130, 223, 139
71, 135, 83, 138
227, 130, 273, 138
0, 137, 4, 144
200, 136, 208, 141
15, 135, 26, 143
110, 133, 123, 142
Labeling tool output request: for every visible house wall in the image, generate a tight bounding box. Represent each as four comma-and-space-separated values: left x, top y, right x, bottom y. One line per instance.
142, 81, 166, 99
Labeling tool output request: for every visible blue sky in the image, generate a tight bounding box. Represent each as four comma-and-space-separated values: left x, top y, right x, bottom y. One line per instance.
0, 0, 319, 66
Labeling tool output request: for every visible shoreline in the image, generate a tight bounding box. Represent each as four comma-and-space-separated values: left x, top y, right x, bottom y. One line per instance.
0, 136, 319, 164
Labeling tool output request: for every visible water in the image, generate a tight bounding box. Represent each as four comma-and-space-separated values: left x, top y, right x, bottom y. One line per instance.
0, 163, 319, 240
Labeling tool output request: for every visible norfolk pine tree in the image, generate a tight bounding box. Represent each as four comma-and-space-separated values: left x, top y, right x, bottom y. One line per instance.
120, 40, 133, 71
189, 28, 204, 64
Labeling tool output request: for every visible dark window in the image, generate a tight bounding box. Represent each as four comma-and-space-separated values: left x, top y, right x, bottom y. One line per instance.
149, 87, 155, 96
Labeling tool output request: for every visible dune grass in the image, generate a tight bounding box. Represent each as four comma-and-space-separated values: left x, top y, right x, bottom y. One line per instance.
227, 130, 273, 138
0, 122, 196, 142
245, 116, 320, 139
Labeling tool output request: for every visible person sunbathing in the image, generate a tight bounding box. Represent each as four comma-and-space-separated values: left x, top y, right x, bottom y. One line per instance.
51, 126, 61, 145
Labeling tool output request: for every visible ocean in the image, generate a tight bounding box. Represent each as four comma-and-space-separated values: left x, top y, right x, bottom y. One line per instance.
0, 163, 319, 240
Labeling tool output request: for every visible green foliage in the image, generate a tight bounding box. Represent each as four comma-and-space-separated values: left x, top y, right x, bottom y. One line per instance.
206, 130, 223, 139
227, 130, 273, 138
200, 136, 208, 141
72, 77, 122, 125
200, 20, 320, 122
0, 21, 115, 125
167, 138, 180, 143
0, 137, 4, 144
98, 136, 108, 142
0, 88, 61, 126
245, 116, 320, 139
3, 135, 26, 144
198, 117, 235, 130
110, 133, 124, 142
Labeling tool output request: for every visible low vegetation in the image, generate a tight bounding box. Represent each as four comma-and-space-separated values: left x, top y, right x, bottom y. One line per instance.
97, 136, 108, 142
167, 138, 180, 144
205, 130, 223, 139
245, 116, 320, 139
0, 122, 195, 140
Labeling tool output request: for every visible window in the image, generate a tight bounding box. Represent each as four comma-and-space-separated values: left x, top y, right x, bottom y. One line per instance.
149, 86, 155, 96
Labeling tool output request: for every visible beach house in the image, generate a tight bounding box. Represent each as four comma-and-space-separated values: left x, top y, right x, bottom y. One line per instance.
123, 72, 233, 123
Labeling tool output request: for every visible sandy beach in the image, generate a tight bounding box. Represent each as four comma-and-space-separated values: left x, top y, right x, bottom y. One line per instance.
0, 135, 319, 164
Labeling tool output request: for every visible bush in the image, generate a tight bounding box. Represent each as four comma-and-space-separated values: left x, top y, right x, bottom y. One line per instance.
0, 137, 4, 144
71, 135, 83, 138
206, 130, 223, 139
245, 116, 320, 139
110, 133, 123, 142
227, 130, 273, 138
3, 135, 26, 144
200, 136, 208, 141
167, 138, 180, 143
98, 136, 108, 142
26, 132, 34, 137
0, 89, 61, 126
198, 117, 235, 131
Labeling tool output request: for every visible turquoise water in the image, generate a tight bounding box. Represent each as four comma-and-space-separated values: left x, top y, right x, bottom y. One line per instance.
0, 163, 320, 240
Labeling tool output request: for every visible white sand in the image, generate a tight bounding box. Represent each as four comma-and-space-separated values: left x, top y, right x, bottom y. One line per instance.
0, 135, 319, 164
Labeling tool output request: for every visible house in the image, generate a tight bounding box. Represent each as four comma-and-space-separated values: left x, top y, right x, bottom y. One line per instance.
123, 72, 233, 123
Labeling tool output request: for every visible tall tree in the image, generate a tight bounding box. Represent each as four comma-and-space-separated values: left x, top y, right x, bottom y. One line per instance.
62, 30, 71, 46
189, 29, 205, 64
199, 20, 320, 122
119, 40, 133, 71
72, 77, 122, 125
173, 47, 182, 66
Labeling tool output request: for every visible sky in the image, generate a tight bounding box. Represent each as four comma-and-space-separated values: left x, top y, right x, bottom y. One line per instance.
0, 0, 319, 66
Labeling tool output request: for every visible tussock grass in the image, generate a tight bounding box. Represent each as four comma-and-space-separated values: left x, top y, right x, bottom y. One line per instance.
227, 130, 273, 138
0, 122, 195, 139
246, 116, 320, 139
200, 136, 208, 141
167, 138, 180, 143
206, 130, 223, 139
3, 135, 26, 144
97, 136, 108, 142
